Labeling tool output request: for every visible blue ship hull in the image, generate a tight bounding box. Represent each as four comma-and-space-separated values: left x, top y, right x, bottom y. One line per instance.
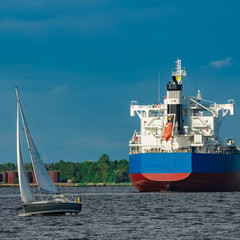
129, 153, 240, 192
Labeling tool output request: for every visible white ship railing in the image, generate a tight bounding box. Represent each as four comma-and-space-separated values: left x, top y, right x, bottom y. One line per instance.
129, 147, 240, 155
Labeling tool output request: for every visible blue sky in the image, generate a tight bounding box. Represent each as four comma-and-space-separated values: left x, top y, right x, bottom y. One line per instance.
0, 0, 240, 163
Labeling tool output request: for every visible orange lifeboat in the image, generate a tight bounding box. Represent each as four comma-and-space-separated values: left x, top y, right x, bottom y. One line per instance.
163, 122, 173, 142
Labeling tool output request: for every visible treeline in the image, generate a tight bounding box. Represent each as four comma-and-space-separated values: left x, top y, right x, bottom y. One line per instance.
0, 154, 130, 183
0, 162, 17, 172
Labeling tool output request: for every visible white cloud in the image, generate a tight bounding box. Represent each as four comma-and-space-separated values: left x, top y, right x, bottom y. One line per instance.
209, 57, 232, 68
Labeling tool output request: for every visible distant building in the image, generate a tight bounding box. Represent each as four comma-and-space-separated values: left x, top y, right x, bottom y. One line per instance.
1, 171, 60, 184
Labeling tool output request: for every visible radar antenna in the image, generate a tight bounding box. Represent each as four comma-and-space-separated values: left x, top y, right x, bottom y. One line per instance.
172, 59, 186, 84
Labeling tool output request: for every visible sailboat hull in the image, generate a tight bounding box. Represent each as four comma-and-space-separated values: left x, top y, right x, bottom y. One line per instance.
23, 201, 82, 215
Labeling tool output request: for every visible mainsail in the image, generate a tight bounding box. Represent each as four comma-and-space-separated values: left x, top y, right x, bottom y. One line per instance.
17, 101, 34, 203
16, 88, 59, 195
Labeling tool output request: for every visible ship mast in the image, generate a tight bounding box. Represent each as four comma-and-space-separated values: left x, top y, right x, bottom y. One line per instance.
172, 59, 186, 84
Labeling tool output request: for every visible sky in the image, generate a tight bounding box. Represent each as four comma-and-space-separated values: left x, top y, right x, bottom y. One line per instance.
0, 0, 240, 164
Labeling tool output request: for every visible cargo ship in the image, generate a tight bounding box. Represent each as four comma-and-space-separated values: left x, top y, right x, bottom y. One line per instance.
129, 59, 240, 192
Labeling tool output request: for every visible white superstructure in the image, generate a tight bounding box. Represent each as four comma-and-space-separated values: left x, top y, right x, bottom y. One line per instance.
130, 60, 235, 154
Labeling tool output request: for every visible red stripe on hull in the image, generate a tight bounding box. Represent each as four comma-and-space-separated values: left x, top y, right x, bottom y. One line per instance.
130, 173, 240, 192
142, 173, 190, 181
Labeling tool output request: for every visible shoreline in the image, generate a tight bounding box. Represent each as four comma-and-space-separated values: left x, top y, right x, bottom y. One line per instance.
0, 182, 133, 187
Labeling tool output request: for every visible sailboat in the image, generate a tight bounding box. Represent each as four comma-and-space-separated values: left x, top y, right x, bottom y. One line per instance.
16, 87, 82, 216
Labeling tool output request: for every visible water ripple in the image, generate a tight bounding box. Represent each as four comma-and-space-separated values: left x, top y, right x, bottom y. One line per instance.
1, 187, 240, 239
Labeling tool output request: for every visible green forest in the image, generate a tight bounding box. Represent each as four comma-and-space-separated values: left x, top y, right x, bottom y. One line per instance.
0, 154, 130, 184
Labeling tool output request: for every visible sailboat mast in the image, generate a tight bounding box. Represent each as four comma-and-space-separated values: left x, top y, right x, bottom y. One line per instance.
15, 87, 43, 198
16, 87, 34, 203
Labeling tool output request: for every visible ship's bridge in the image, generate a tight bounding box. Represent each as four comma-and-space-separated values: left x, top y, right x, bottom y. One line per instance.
130, 101, 167, 118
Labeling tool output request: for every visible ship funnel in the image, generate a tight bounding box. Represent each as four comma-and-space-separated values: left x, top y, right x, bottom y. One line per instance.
166, 59, 186, 133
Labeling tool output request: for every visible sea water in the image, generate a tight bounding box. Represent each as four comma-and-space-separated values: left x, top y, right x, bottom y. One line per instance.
0, 186, 240, 239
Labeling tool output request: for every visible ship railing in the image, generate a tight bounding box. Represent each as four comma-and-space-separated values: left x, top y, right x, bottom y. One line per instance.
129, 147, 141, 155
129, 148, 240, 155
214, 149, 240, 154
131, 102, 166, 110
190, 147, 240, 154
129, 140, 141, 145
129, 150, 140, 155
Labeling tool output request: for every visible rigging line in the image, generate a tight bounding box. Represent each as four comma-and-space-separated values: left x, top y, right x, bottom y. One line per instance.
20, 100, 36, 127
21, 98, 50, 167
31, 157, 47, 162
191, 96, 216, 104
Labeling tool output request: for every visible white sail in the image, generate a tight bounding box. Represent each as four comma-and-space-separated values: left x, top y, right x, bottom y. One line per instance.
17, 90, 59, 195
17, 101, 34, 203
